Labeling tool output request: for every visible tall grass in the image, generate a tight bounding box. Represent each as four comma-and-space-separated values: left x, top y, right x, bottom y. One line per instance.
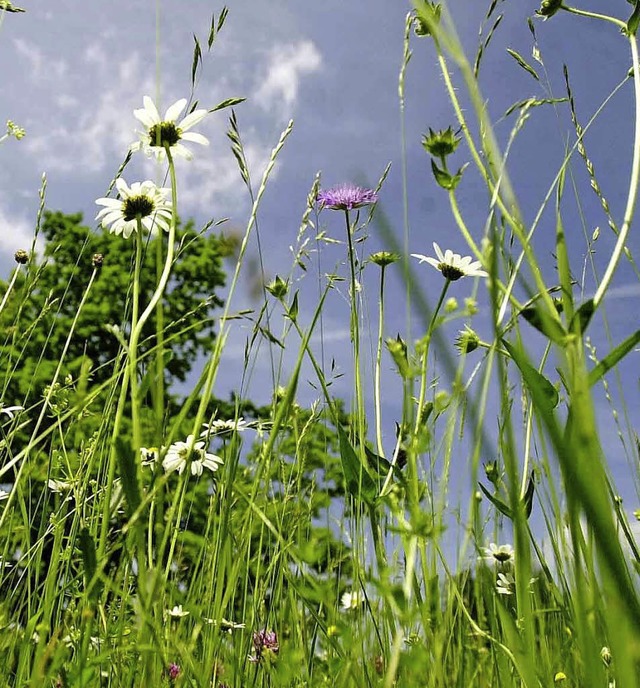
1, 0, 639, 685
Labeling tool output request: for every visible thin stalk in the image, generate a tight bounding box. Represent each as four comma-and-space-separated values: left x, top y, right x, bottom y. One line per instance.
0, 261, 23, 315
593, 33, 640, 308
373, 264, 387, 458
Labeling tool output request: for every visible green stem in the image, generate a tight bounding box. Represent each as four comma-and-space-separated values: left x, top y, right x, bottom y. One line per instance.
374, 264, 387, 458
0, 262, 22, 315
130, 223, 144, 454
560, 5, 626, 30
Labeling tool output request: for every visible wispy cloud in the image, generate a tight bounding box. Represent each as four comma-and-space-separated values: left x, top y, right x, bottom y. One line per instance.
255, 40, 322, 119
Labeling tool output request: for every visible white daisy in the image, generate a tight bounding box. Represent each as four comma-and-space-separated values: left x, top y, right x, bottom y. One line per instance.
481, 542, 514, 565
496, 572, 515, 595
95, 178, 172, 239
162, 433, 223, 477
341, 589, 364, 611
412, 242, 488, 281
130, 95, 209, 161
0, 488, 10, 501
166, 604, 189, 618
205, 417, 251, 435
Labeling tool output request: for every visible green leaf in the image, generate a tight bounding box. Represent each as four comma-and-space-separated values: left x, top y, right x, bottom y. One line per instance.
78, 527, 101, 600
430, 159, 466, 190
628, 0, 640, 35
502, 339, 559, 410
478, 482, 512, 518
115, 437, 141, 515
569, 299, 595, 335
522, 471, 535, 519
506, 48, 539, 81
337, 425, 377, 506
519, 304, 566, 344
589, 328, 640, 387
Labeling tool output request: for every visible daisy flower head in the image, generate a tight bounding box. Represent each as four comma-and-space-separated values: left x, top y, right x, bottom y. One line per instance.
496, 572, 515, 595
162, 433, 223, 477
317, 184, 378, 211
412, 242, 488, 281
481, 542, 514, 565
131, 96, 209, 161
95, 178, 172, 239
341, 589, 364, 611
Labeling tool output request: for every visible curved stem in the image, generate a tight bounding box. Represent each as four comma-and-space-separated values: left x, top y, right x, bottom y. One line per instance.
593, 33, 640, 308
560, 5, 626, 30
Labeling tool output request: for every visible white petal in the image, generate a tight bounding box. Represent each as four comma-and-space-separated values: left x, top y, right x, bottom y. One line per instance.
432, 242, 444, 262
95, 198, 121, 209
179, 109, 207, 131
164, 98, 187, 122
181, 131, 209, 146
172, 143, 194, 160
443, 249, 454, 264
423, 258, 441, 270
410, 253, 428, 262
115, 177, 131, 197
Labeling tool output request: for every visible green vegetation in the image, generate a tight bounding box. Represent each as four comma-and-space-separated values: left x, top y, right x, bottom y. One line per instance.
1, 1, 640, 686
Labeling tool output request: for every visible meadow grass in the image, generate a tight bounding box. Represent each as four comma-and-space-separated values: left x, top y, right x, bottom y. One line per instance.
1, 1, 640, 685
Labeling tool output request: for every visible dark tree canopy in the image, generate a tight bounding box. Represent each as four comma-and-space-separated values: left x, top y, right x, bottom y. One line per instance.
0, 210, 234, 407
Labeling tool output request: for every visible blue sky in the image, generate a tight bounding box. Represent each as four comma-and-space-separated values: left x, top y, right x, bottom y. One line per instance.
1, 1, 639, 519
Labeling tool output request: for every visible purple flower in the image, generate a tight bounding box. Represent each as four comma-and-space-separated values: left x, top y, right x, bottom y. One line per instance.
249, 628, 279, 663
167, 663, 181, 680
317, 184, 378, 211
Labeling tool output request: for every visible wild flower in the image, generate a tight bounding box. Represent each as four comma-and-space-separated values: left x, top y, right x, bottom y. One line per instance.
455, 326, 480, 354
140, 447, 158, 467
167, 663, 181, 680
131, 96, 209, 161
162, 434, 223, 477
481, 543, 514, 565
317, 184, 378, 211
206, 417, 251, 435
47, 479, 72, 494
0, 488, 10, 501
341, 589, 364, 611
0, 403, 24, 419
412, 242, 488, 281
166, 605, 189, 618
249, 629, 279, 664
95, 178, 172, 239
496, 572, 515, 595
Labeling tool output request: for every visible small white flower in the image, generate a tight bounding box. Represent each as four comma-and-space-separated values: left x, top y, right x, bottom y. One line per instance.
205, 417, 251, 435
95, 178, 172, 239
0, 404, 24, 419
131, 95, 209, 161
412, 242, 488, 281
496, 572, 515, 595
140, 446, 158, 467
162, 434, 223, 477
204, 617, 246, 633
341, 590, 364, 611
47, 479, 72, 493
167, 604, 189, 618
0, 488, 10, 501
481, 542, 514, 565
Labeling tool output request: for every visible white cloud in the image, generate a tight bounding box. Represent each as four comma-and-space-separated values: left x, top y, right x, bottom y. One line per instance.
255, 40, 322, 117
22, 45, 154, 175
0, 198, 39, 256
